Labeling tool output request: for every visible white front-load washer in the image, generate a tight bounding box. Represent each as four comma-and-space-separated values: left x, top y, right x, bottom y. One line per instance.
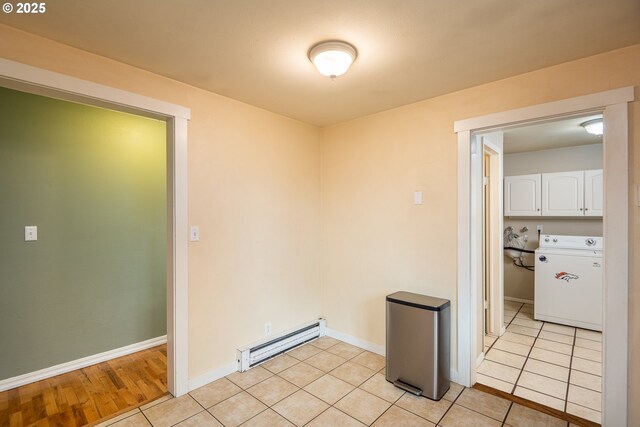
534, 235, 603, 331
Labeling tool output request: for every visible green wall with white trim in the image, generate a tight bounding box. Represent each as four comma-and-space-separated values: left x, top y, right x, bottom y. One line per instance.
0, 87, 167, 379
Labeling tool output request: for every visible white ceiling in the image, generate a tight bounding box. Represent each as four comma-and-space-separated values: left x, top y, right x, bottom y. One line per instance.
1, 1, 639, 126
503, 114, 603, 154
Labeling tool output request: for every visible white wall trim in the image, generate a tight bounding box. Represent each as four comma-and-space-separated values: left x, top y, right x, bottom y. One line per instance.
482, 135, 505, 341
476, 352, 485, 368
601, 102, 629, 424
325, 328, 386, 356
0, 336, 166, 392
0, 58, 190, 120
0, 58, 190, 397
454, 87, 633, 132
504, 296, 534, 305
188, 361, 238, 392
456, 129, 473, 387
454, 87, 632, 427
190, 320, 326, 392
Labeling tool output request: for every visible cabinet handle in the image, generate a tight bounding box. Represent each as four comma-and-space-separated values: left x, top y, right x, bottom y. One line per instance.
580, 208, 583, 211
537, 208, 540, 211
585, 208, 589, 211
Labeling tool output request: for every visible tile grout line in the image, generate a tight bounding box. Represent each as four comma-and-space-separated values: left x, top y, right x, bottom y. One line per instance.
510, 313, 544, 395
453, 393, 515, 425
500, 401, 514, 427
99, 408, 142, 427
434, 387, 465, 426
499, 302, 529, 393
298, 384, 363, 427
514, 384, 570, 405
167, 409, 208, 427
564, 328, 577, 413
259, 349, 378, 427
139, 407, 154, 426
166, 394, 213, 427
481, 357, 565, 384
485, 302, 522, 352
365, 384, 408, 426
565, 399, 602, 414
481, 302, 524, 370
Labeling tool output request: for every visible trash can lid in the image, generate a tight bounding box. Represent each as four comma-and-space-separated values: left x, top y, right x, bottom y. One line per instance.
386, 291, 450, 311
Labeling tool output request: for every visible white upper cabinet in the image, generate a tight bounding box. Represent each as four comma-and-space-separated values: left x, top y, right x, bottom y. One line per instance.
584, 169, 604, 216
505, 169, 602, 217
504, 174, 541, 216
542, 171, 584, 216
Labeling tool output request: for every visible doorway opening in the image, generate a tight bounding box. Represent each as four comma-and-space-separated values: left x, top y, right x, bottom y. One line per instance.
475, 113, 605, 425
0, 57, 190, 418
454, 87, 633, 427
0, 85, 171, 425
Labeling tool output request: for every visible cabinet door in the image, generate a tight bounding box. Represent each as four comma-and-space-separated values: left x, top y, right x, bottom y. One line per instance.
584, 169, 603, 216
504, 174, 541, 216
542, 171, 584, 216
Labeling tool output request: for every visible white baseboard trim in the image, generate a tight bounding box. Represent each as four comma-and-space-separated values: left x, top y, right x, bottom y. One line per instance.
188, 361, 237, 392
449, 369, 459, 384
0, 335, 167, 392
325, 328, 459, 385
504, 296, 534, 304
325, 328, 386, 356
187, 328, 462, 393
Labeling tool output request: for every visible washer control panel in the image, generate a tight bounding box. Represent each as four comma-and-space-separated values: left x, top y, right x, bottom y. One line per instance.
539, 235, 603, 250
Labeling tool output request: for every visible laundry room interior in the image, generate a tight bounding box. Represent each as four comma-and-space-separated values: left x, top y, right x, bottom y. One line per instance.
478, 113, 605, 422
502, 115, 603, 303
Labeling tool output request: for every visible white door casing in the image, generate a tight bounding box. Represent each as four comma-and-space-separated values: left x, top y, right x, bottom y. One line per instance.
455, 86, 633, 427
482, 134, 505, 340
0, 58, 191, 397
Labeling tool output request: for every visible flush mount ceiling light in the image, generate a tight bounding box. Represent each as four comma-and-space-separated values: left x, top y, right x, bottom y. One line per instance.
309, 41, 357, 78
581, 118, 604, 136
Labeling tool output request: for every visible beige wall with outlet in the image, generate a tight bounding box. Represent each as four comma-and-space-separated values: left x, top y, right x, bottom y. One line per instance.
321, 44, 640, 423
0, 25, 322, 381
503, 144, 603, 300
1, 24, 639, 424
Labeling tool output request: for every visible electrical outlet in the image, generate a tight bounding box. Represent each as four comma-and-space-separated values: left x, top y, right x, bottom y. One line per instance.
536, 225, 543, 232
264, 322, 271, 336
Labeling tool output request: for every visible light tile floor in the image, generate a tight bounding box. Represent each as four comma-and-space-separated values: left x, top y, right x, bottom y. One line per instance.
480, 300, 602, 425
96, 336, 572, 427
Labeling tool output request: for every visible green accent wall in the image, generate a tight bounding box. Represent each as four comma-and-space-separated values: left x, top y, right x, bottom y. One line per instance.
0, 87, 167, 379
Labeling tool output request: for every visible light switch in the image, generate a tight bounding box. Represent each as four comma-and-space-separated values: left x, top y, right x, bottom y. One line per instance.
25, 226, 37, 241
414, 191, 423, 205
190, 226, 200, 242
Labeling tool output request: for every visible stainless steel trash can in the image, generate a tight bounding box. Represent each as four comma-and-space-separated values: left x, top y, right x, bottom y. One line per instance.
386, 291, 450, 400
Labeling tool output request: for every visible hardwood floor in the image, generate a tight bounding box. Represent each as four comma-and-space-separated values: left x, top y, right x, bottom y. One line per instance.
0, 345, 168, 427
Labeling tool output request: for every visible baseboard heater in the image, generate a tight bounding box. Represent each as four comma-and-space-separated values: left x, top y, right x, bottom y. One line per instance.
237, 319, 326, 372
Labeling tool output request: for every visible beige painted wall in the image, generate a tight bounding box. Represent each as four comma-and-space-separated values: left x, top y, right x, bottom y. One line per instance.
321, 44, 640, 422
503, 144, 603, 300
0, 24, 322, 380
1, 24, 639, 424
